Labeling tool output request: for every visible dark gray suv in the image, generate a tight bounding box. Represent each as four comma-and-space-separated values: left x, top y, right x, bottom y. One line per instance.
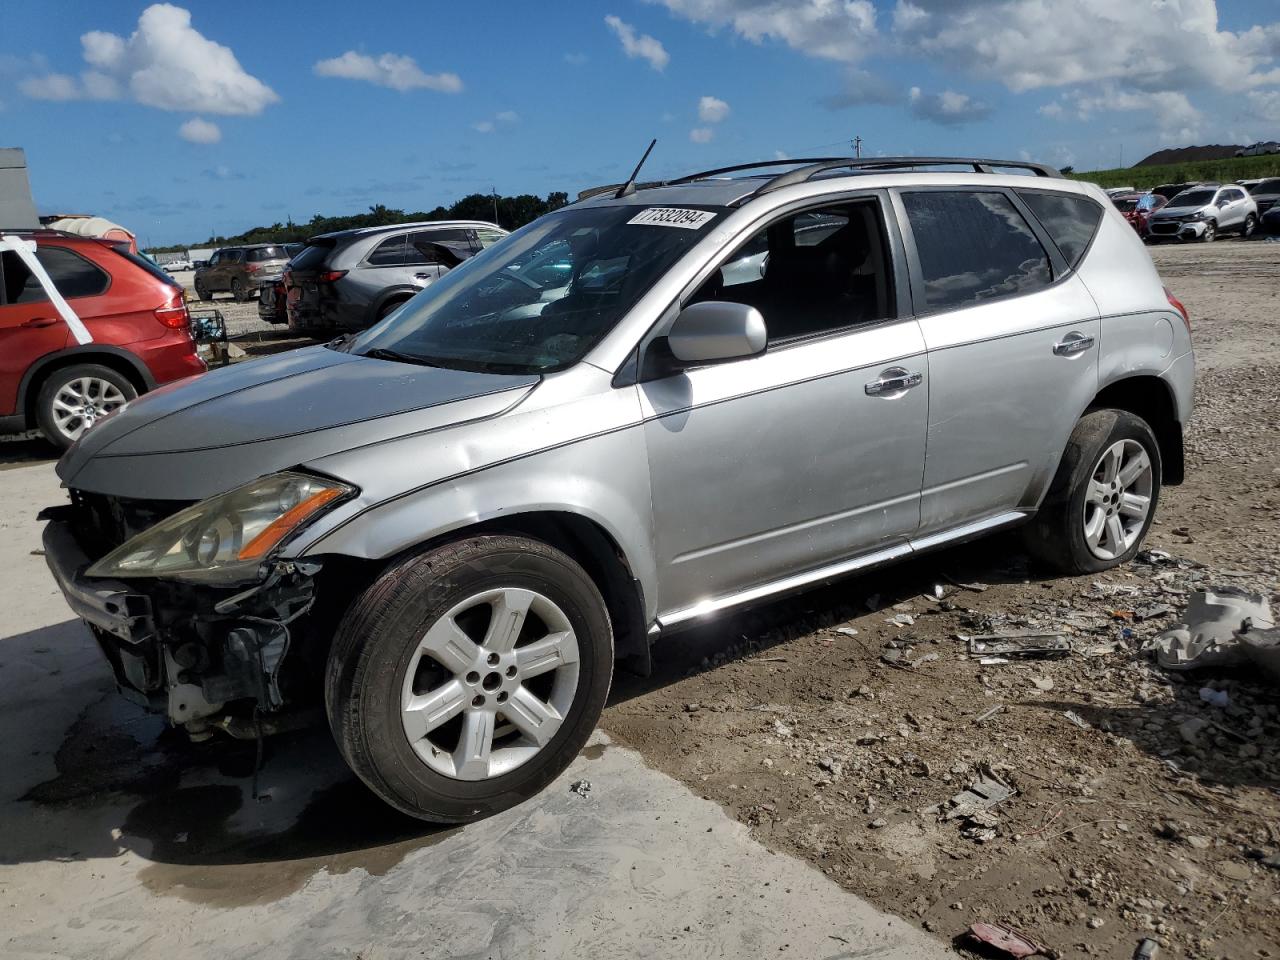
285, 221, 506, 332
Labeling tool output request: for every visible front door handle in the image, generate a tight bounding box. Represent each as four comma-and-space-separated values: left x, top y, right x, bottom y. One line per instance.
1053, 332, 1095, 356
865, 367, 924, 396
21, 317, 60, 329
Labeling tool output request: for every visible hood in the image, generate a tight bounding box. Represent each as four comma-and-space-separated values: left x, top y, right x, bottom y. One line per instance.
58, 345, 539, 499
1152, 204, 1205, 219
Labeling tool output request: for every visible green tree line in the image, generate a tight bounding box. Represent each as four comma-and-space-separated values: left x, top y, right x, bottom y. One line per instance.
150, 190, 570, 253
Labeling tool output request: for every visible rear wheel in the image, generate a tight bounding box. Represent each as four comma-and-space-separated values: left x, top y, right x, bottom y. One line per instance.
35, 363, 137, 450
326, 535, 613, 823
377, 297, 409, 321
1023, 409, 1161, 575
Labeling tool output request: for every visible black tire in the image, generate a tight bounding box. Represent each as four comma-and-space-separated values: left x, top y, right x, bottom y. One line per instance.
1023, 409, 1162, 576
1200, 220, 1217, 242
194, 280, 211, 301
1242, 214, 1257, 238
377, 297, 409, 321
326, 535, 613, 823
35, 363, 138, 451
231, 278, 247, 303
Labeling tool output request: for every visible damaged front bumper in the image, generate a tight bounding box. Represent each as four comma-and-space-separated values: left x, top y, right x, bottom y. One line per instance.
42, 513, 323, 736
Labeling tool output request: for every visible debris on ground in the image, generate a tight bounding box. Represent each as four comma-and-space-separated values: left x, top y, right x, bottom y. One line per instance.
569, 779, 592, 798
1147, 588, 1276, 674
1238, 625, 1280, 681
966, 921, 1047, 958
965, 634, 1072, 659
938, 771, 1015, 821
1133, 937, 1160, 959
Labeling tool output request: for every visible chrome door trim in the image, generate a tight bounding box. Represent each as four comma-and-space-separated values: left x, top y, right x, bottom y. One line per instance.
655, 509, 1027, 630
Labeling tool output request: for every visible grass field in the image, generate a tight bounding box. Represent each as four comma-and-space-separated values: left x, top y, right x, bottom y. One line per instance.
1071, 154, 1280, 190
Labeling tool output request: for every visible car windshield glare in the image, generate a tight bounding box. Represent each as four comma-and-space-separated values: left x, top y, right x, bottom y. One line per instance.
1171, 190, 1216, 207
347, 204, 726, 374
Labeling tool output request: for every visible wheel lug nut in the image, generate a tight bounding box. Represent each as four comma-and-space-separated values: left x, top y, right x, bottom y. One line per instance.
487, 652, 500, 666
496, 691, 508, 703
505, 665, 517, 677
472, 695, 485, 707
465, 671, 480, 684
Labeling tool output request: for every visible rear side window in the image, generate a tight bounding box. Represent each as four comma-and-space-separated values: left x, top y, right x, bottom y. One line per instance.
1018, 191, 1103, 268
475, 228, 506, 248
2, 246, 110, 303
291, 243, 333, 271
406, 229, 472, 266
902, 191, 1052, 313
367, 234, 406, 266
248, 246, 287, 262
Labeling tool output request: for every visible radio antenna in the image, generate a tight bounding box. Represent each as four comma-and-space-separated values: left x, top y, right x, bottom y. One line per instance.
615, 138, 657, 198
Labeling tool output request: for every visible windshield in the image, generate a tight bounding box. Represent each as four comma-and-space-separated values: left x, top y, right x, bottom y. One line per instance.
1250, 179, 1280, 196
1170, 190, 1215, 207
347, 203, 726, 374
1113, 197, 1139, 213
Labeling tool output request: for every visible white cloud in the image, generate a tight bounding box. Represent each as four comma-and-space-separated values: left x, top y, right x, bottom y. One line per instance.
605, 15, 670, 71
22, 4, 277, 115
313, 51, 462, 93
822, 68, 901, 108
472, 110, 518, 134
178, 116, 221, 143
21, 73, 80, 101
656, 0, 878, 62
1066, 86, 1203, 141
1249, 89, 1280, 125
908, 86, 991, 126
892, 0, 1280, 94
1039, 101, 1064, 119
698, 95, 731, 123
689, 127, 715, 143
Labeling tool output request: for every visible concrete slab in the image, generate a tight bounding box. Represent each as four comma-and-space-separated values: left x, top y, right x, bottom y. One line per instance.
0, 460, 955, 959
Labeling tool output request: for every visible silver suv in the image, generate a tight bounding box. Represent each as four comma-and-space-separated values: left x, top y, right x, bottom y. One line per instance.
285, 220, 506, 332
1147, 183, 1258, 241
42, 156, 1194, 823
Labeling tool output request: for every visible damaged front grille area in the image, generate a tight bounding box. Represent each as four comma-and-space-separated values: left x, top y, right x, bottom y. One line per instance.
68, 489, 193, 560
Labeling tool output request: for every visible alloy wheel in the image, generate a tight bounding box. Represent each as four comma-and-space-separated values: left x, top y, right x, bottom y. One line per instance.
400, 587, 580, 781
50, 376, 127, 441
1082, 438, 1153, 561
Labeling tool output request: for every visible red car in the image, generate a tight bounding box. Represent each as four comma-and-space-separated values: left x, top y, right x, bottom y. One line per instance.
0, 230, 206, 449
1112, 192, 1167, 236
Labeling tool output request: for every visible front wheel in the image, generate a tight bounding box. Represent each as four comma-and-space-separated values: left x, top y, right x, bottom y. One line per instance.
1199, 220, 1217, 242
231, 278, 248, 302
1242, 214, 1257, 237
326, 535, 613, 822
194, 279, 211, 301
1023, 409, 1161, 575
35, 363, 137, 450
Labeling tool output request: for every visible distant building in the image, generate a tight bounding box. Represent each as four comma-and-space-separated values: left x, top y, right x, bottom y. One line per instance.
0, 147, 38, 229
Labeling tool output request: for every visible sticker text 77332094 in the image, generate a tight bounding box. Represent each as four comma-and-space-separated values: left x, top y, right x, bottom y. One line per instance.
627, 208, 717, 230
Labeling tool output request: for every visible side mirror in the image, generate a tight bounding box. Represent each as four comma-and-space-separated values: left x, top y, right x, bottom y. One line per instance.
668, 300, 767, 365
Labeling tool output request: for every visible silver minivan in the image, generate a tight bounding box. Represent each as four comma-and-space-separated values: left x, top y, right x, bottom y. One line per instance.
43, 156, 1194, 823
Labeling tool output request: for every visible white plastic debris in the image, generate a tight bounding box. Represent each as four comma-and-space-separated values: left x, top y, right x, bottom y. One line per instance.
1145, 589, 1275, 672
1198, 687, 1229, 708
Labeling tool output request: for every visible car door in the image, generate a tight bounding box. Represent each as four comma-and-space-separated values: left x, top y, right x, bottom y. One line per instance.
640, 195, 928, 621
0, 246, 72, 417
894, 188, 1102, 537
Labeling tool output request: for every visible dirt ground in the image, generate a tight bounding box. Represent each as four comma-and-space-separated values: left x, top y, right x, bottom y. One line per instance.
604, 239, 1280, 959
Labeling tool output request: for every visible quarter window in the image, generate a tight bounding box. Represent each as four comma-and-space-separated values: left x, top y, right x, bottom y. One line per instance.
1018, 191, 1103, 268
367, 234, 407, 266
902, 191, 1052, 312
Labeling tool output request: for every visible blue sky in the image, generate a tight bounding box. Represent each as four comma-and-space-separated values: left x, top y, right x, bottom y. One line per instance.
3, 1, 1279, 247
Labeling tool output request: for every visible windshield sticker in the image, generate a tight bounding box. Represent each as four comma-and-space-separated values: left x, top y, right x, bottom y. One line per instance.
628, 208, 716, 230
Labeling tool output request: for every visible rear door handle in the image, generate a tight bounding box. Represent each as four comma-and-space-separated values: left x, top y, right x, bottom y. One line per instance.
865, 367, 923, 396
1053, 332, 1095, 356
21, 317, 60, 329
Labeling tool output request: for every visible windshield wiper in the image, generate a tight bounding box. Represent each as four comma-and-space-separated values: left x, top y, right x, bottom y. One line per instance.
361, 347, 444, 367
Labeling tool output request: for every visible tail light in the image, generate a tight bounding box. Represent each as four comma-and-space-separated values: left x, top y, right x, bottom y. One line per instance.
155, 295, 190, 329
246, 262, 261, 274
1165, 287, 1190, 332
318, 270, 347, 283
283, 269, 292, 288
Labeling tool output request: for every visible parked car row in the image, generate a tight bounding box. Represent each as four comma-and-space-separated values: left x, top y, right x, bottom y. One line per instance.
1112, 179, 1275, 243
0, 229, 205, 449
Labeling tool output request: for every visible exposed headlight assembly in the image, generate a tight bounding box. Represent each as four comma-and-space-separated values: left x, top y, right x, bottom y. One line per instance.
86, 472, 355, 585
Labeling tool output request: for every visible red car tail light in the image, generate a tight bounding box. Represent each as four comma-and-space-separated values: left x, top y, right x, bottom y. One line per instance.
155, 296, 190, 329
1164, 287, 1190, 331
246, 262, 261, 274
318, 270, 348, 283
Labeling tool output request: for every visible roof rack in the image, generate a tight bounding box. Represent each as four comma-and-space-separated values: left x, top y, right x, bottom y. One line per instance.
666, 155, 1064, 202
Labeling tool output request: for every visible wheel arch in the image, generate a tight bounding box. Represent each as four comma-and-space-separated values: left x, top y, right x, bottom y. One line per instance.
18, 346, 154, 429
1086, 375, 1183, 485
367, 286, 420, 325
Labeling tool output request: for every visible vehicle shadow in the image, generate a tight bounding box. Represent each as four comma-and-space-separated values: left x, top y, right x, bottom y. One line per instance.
0, 435, 59, 468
